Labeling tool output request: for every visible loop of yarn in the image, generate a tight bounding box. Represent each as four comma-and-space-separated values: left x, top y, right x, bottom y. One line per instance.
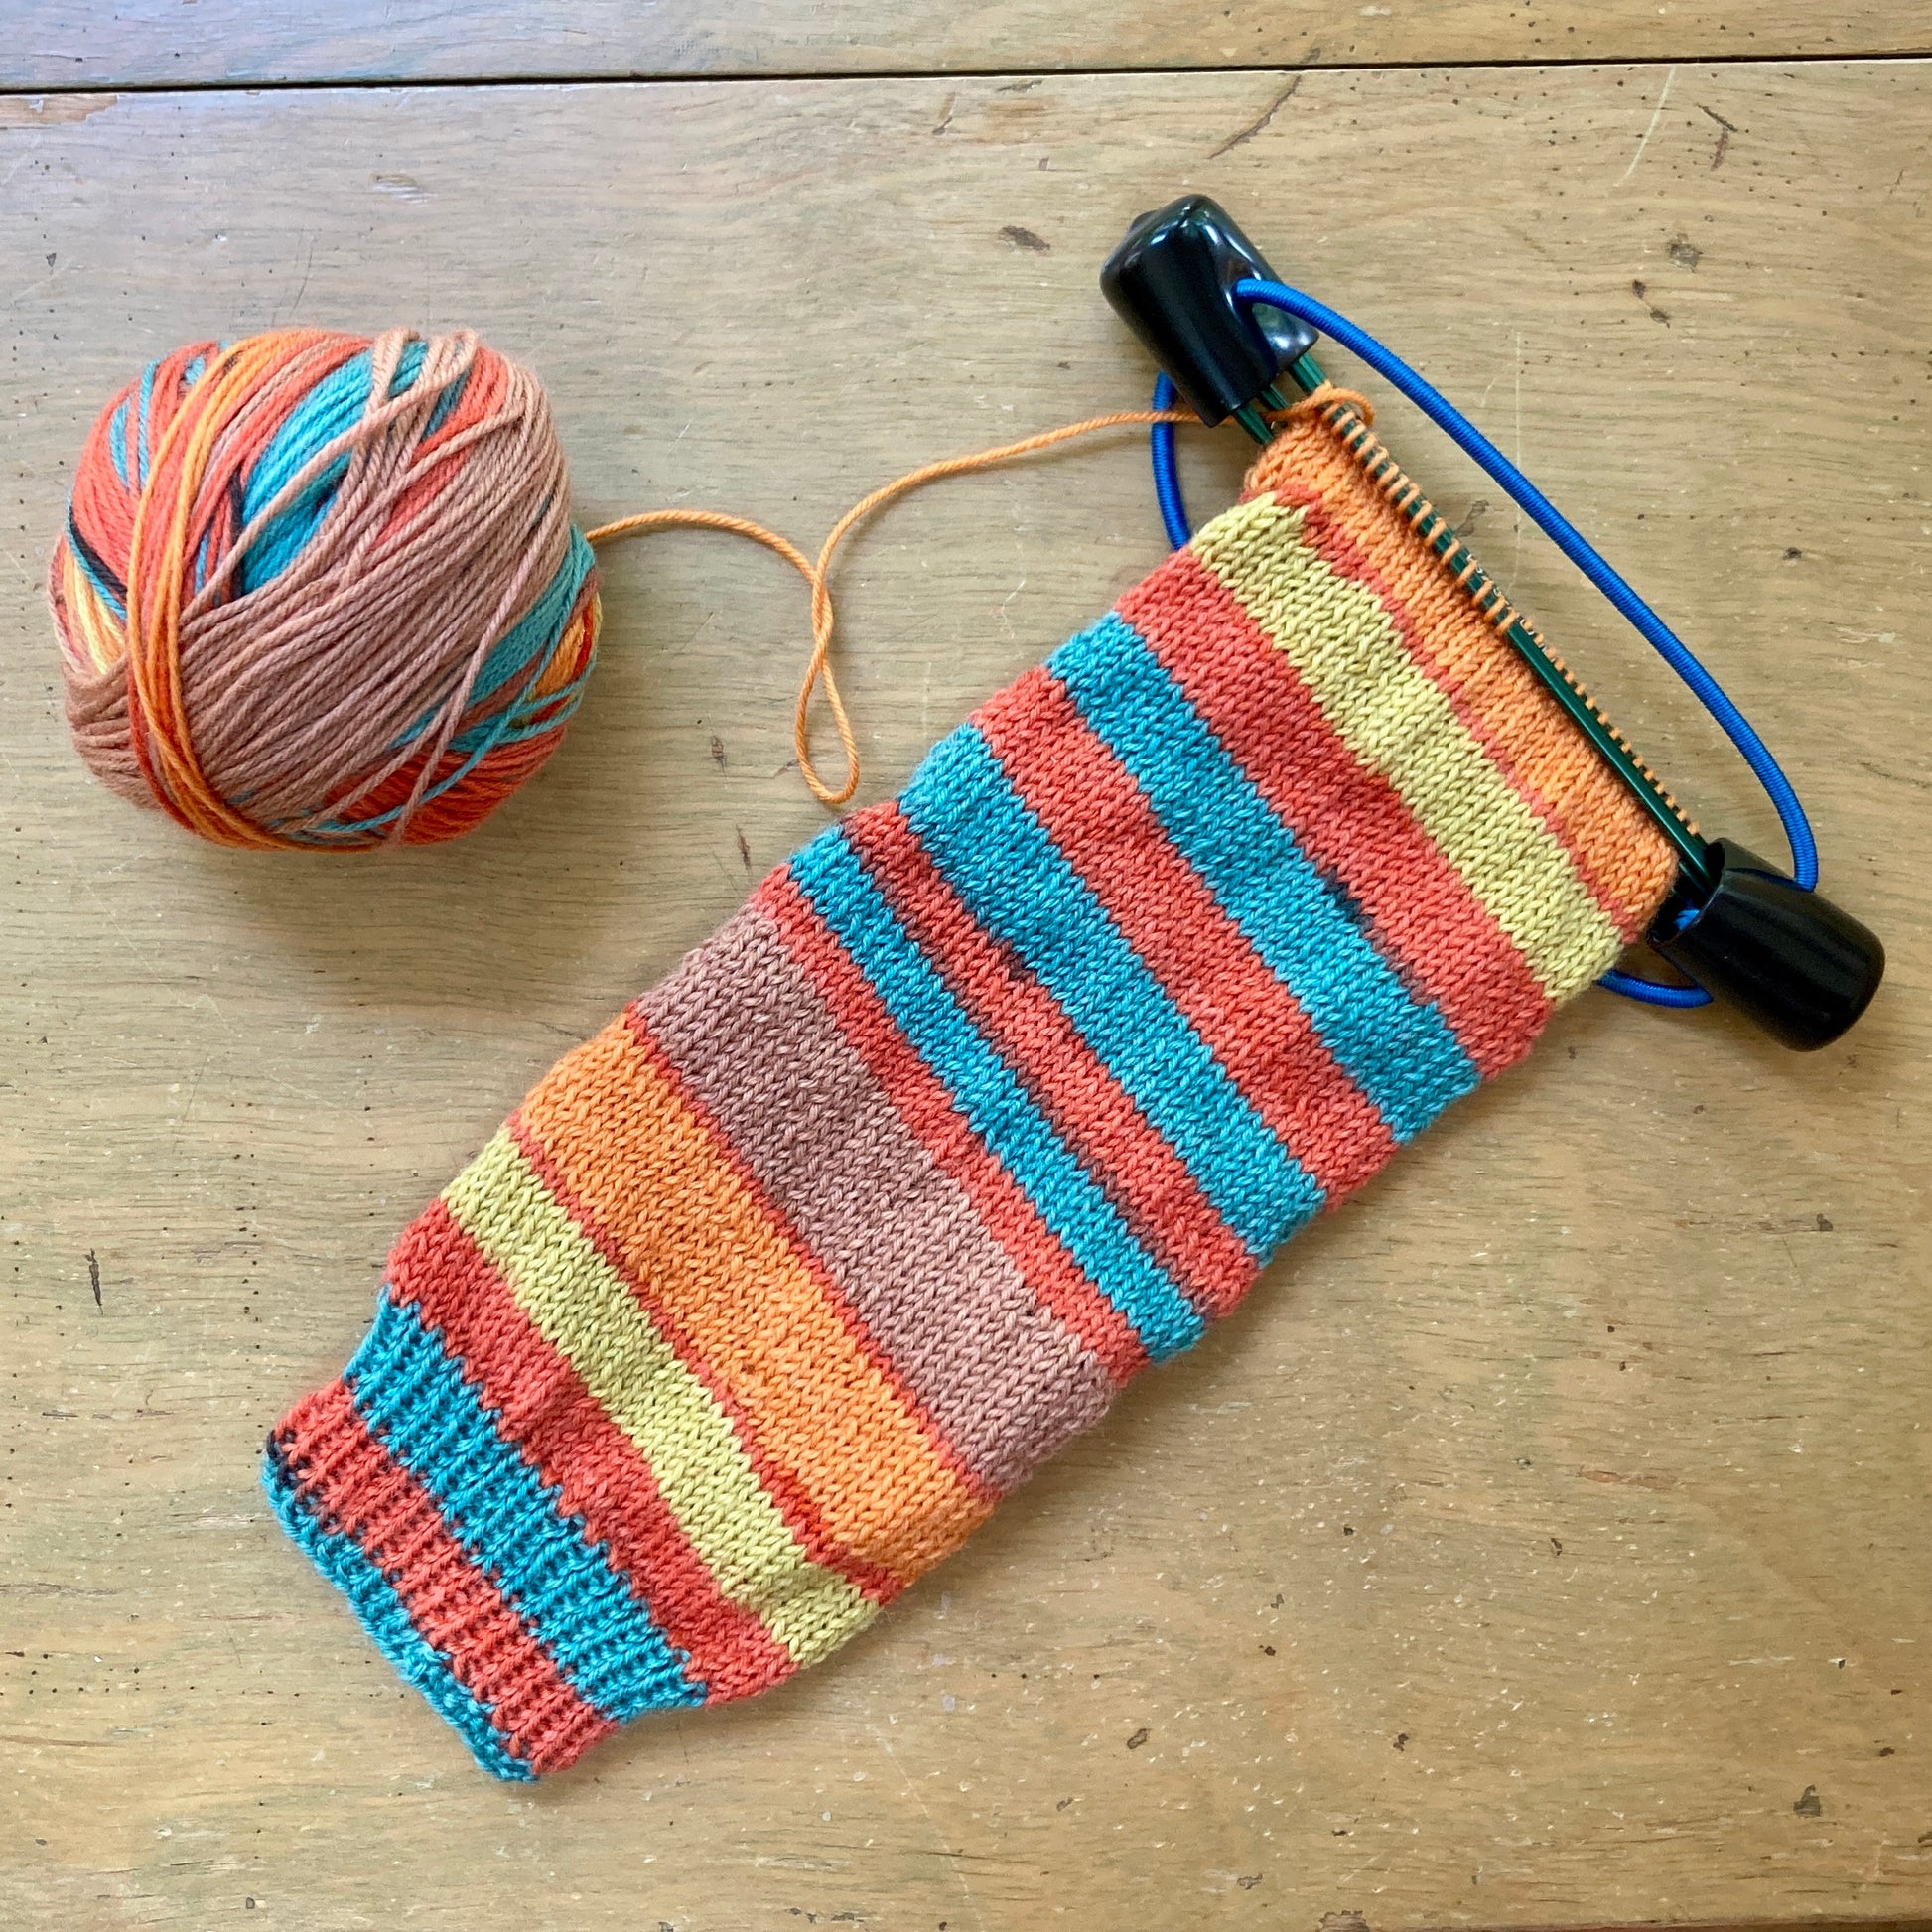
587, 406, 1191, 807
52, 327, 599, 848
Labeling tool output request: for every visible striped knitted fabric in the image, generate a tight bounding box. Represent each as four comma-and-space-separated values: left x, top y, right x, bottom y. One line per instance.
265, 405, 1678, 1779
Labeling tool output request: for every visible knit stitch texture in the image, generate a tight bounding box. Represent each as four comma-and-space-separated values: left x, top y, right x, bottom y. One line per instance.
266, 411, 1678, 1778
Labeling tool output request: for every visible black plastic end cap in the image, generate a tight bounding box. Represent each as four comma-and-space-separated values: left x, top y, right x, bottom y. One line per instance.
1099, 195, 1315, 426
1654, 840, 1884, 1050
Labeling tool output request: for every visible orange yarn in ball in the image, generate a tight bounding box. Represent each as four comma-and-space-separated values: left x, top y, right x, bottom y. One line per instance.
52, 328, 600, 849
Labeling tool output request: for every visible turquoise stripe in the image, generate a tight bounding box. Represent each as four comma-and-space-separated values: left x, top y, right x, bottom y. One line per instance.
788, 826, 1204, 1360
1053, 614, 1478, 1140
238, 339, 439, 594
108, 398, 131, 487
262, 1444, 534, 1782
343, 1292, 704, 1722
901, 725, 1320, 1261
105, 349, 204, 502
136, 357, 158, 485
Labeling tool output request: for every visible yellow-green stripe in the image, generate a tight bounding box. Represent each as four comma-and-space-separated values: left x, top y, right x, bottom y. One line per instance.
444, 1128, 874, 1670
1192, 495, 1625, 1000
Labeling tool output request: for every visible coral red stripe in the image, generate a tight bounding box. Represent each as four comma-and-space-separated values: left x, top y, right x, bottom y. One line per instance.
505, 1112, 905, 1605
271, 1380, 612, 1775
845, 802, 1252, 1309
757, 868, 1147, 1387
1120, 551, 1551, 1077
386, 1198, 796, 1703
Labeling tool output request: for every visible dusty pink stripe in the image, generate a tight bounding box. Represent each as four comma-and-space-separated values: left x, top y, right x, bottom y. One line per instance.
638, 902, 1116, 1494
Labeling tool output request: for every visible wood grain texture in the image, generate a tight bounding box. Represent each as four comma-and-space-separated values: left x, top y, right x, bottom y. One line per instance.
0, 62, 1927, 1932
3, 0, 1930, 87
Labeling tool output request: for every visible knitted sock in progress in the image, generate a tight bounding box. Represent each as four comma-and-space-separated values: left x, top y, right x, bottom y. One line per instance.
265, 410, 1678, 1779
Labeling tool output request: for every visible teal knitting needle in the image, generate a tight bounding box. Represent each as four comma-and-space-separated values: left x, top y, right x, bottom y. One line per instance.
1245, 350, 1716, 892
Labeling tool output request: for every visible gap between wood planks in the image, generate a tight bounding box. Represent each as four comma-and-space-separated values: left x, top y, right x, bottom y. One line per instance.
1416, 1921, 1932, 1932
0, 46, 1928, 99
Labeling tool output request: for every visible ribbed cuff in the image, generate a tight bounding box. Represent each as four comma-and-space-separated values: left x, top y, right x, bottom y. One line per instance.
264, 1286, 703, 1780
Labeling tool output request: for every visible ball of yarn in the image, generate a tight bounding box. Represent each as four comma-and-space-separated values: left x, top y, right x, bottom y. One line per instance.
51, 327, 600, 849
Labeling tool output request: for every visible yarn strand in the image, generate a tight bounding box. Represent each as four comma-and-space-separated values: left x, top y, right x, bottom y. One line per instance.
587, 409, 1192, 807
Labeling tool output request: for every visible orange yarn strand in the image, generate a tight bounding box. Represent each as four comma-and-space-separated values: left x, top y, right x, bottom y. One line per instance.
125, 338, 296, 843
587, 408, 1192, 807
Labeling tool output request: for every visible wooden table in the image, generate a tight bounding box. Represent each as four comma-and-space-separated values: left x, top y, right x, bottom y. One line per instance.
2, 13, 1928, 1929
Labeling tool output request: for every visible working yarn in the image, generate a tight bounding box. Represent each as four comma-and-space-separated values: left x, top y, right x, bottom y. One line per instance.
52, 328, 599, 848
265, 399, 1679, 1780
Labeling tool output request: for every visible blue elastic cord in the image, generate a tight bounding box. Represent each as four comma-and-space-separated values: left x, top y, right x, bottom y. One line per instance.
1150, 373, 1193, 549
1595, 971, 1714, 1007
1148, 279, 1820, 1009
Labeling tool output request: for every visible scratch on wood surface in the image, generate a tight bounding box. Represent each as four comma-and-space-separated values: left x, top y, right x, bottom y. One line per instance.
1618, 67, 1676, 183
286, 235, 317, 319
869, 1723, 989, 1932
1208, 75, 1303, 159
1699, 101, 1740, 170
1510, 331, 1524, 577
1859, 756, 1932, 793
0, 95, 119, 129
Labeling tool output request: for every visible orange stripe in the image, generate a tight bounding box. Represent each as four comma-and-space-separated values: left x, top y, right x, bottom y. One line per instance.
505, 1113, 901, 1606
623, 1009, 999, 1507
515, 1016, 991, 1584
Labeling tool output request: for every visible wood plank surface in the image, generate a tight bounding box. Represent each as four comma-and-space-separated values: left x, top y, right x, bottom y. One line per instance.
0, 62, 1927, 1932
4, 2, 1931, 88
